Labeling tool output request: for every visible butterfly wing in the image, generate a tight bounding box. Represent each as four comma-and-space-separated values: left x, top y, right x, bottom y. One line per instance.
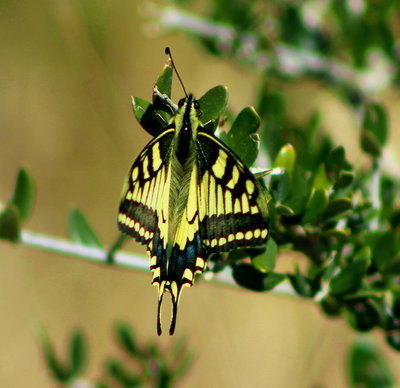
196, 129, 270, 252
118, 127, 175, 245
118, 127, 176, 308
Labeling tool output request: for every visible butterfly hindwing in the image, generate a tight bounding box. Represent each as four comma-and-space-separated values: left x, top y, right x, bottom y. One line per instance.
196, 129, 269, 252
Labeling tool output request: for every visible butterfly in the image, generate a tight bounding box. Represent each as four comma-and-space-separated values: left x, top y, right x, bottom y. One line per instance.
118, 49, 270, 335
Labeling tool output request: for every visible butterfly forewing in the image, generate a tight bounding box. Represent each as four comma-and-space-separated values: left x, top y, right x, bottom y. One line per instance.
118, 128, 175, 250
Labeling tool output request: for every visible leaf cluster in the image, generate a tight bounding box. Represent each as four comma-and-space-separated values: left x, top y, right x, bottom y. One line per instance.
39, 322, 192, 388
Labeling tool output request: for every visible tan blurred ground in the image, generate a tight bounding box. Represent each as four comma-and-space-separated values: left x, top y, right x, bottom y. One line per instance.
1, 1, 400, 387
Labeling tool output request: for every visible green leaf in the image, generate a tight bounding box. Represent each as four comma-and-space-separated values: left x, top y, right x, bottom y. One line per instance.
322, 228, 350, 242
69, 330, 86, 377
362, 102, 388, 148
220, 106, 261, 167
283, 166, 311, 214
370, 231, 397, 271
251, 238, 278, 272
313, 163, 331, 191
11, 167, 35, 222
0, 203, 20, 243
275, 203, 295, 216
233, 263, 285, 292
345, 299, 380, 332
198, 85, 228, 125
115, 322, 144, 360
273, 144, 297, 178
361, 129, 382, 157
67, 208, 103, 248
324, 198, 352, 217
386, 333, 400, 352
320, 296, 342, 317
38, 327, 71, 383
360, 101, 388, 158
288, 263, 319, 298
348, 339, 394, 388
269, 170, 290, 203
329, 259, 368, 296
326, 146, 346, 174
106, 358, 140, 386
335, 171, 354, 189
302, 188, 329, 223
131, 97, 166, 136
155, 60, 173, 97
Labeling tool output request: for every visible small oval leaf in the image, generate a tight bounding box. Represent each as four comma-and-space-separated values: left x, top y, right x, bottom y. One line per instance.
155, 61, 173, 97
38, 327, 71, 383
68, 208, 103, 248
131, 97, 166, 136
115, 322, 144, 360
273, 144, 297, 178
361, 129, 382, 157
251, 238, 278, 272
302, 188, 329, 223
220, 106, 261, 167
313, 163, 331, 191
198, 85, 228, 125
329, 259, 368, 296
233, 263, 285, 292
12, 167, 35, 222
69, 330, 86, 378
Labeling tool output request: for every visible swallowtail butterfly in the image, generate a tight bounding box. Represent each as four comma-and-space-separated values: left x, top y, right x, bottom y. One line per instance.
118, 48, 269, 335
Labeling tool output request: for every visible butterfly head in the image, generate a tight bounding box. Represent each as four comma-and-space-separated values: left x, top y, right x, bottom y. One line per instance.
174, 94, 202, 141
177, 94, 202, 122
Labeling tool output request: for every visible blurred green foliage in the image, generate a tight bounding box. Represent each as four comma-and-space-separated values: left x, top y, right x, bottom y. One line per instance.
39, 323, 193, 387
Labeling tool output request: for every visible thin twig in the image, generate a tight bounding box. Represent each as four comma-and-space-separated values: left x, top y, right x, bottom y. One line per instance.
19, 229, 295, 297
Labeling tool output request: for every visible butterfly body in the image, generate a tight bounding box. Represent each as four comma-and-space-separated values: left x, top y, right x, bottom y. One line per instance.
118, 92, 269, 335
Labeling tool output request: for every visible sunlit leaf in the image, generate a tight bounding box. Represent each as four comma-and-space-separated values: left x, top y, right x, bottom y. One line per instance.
220, 106, 260, 167
251, 238, 278, 272
155, 59, 173, 97
198, 85, 228, 125
273, 144, 296, 178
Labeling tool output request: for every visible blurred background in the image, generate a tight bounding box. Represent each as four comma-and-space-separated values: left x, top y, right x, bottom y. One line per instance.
1, 0, 399, 387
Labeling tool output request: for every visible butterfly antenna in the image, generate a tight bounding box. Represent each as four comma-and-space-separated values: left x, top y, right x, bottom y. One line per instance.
165, 47, 188, 97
